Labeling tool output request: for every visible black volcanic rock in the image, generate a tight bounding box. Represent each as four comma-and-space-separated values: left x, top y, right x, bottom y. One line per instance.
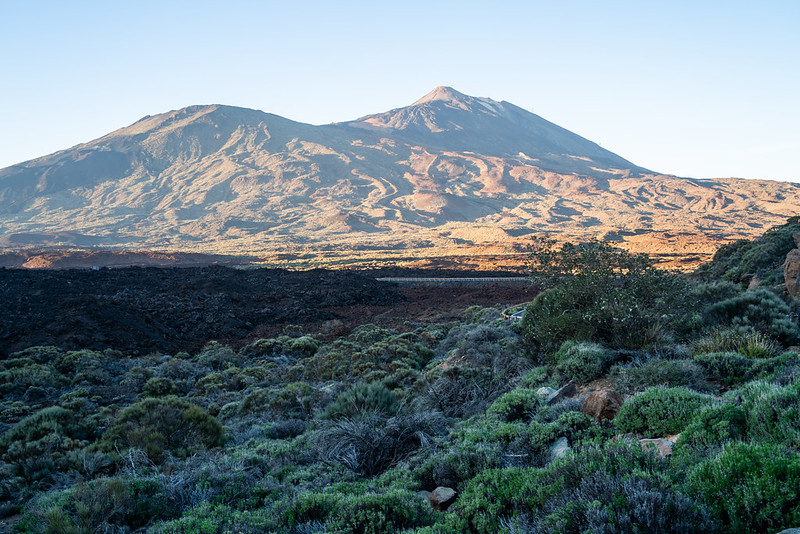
0, 267, 402, 355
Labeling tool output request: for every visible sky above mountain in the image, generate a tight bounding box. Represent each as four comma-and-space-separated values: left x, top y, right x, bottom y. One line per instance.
1, 0, 798, 182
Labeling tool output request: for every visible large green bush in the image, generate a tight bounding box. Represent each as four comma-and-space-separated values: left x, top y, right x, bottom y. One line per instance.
615, 387, 715, 437
0, 406, 92, 484
521, 237, 684, 350
448, 442, 711, 533
688, 442, 800, 533
673, 403, 747, 457
737, 382, 800, 448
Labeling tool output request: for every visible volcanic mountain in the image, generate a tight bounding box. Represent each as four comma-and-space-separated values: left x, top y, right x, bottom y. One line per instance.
1, 86, 798, 269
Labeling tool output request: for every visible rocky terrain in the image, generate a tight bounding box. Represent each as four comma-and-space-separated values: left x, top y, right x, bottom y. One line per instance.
0, 266, 534, 356
1, 87, 798, 269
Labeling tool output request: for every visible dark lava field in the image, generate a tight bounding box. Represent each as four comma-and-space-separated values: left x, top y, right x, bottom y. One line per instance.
0, 266, 535, 356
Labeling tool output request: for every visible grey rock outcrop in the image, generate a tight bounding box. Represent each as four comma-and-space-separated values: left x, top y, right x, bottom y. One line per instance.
430, 486, 458, 511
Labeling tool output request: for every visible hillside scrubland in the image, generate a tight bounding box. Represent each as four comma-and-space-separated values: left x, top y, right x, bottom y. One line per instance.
2, 217, 800, 533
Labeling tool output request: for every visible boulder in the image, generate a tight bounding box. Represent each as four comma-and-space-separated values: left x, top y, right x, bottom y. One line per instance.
430, 486, 457, 511
547, 382, 578, 405
775, 529, 800, 534
794, 232, 800, 248
785, 249, 800, 298
536, 386, 557, 398
548, 437, 570, 462
640, 438, 675, 458
580, 388, 624, 422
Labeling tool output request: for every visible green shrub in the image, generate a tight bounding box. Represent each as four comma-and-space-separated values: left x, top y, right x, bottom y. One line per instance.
688, 442, 800, 533
149, 502, 278, 533
610, 358, 708, 394
195, 342, 243, 370
240, 382, 319, 420
693, 351, 753, 385
448, 441, 702, 533
0, 406, 95, 484
747, 352, 800, 383
522, 237, 685, 350
526, 471, 716, 533
738, 382, 800, 448
487, 388, 541, 422
615, 387, 715, 437
284, 489, 435, 533
0, 359, 67, 398
692, 327, 782, 358
239, 335, 320, 359
19, 477, 176, 533
705, 290, 800, 345
518, 366, 553, 389
324, 382, 398, 420
696, 216, 800, 284
143, 376, 175, 397
101, 397, 224, 463
553, 341, 609, 384
415, 440, 505, 492
673, 403, 747, 457
446, 467, 552, 533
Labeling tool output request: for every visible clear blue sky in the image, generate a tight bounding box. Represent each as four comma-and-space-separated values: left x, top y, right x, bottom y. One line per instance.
1, 0, 798, 182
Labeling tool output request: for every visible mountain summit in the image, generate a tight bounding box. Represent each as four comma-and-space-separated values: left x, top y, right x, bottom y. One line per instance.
412, 85, 472, 106
349, 87, 644, 173
0, 87, 798, 267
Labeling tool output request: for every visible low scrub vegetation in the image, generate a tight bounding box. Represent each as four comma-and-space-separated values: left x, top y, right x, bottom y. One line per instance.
2, 218, 800, 532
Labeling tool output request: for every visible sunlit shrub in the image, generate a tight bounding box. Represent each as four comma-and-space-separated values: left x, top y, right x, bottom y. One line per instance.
522, 237, 684, 350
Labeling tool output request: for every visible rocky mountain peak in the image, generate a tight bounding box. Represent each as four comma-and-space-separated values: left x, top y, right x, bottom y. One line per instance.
412, 86, 472, 107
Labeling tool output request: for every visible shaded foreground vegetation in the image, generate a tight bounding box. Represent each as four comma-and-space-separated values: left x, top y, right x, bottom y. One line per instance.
2, 218, 800, 533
